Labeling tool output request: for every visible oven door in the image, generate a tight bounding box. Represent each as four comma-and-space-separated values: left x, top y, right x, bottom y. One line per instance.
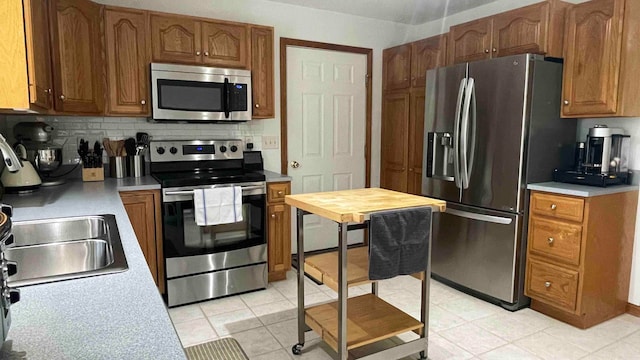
162, 183, 266, 278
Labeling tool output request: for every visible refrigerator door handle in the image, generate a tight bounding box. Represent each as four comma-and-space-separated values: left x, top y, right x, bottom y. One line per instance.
460, 77, 475, 189
446, 208, 513, 225
453, 78, 467, 189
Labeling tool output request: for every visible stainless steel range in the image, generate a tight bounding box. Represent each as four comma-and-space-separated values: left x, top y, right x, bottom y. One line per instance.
150, 140, 267, 307
0, 205, 20, 346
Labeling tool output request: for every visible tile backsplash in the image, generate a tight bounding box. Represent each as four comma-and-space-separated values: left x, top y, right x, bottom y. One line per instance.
0, 115, 268, 165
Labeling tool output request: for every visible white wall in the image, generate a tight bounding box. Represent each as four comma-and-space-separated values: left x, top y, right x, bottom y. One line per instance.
93, 0, 413, 185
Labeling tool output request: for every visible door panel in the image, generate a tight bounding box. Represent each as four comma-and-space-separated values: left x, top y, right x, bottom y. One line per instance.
421, 64, 467, 203
251, 26, 274, 118
462, 55, 529, 212
492, 2, 549, 58
24, 0, 53, 110
201, 21, 248, 68
411, 35, 448, 88
150, 15, 201, 64
383, 44, 411, 91
449, 18, 493, 64
407, 88, 425, 195
432, 202, 521, 302
381, 92, 410, 193
287, 47, 367, 252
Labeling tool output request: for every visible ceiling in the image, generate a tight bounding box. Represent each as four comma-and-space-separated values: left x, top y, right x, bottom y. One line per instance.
263, 0, 499, 25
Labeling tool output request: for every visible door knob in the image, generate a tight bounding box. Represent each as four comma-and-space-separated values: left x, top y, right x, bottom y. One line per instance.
59, 95, 65, 100
196, 51, 201, 56
548, 237, 554, 245
550, 204, 557, 210
290, 161, 300, 169
544, 281, 552, 288
255, 103, 260, 108
271, 214, 276, 218
492, 48, 497, 53
204, 51, 209, 56
564, 100, 570, 105
140, 100, 146, 105
484, 49, 490, 53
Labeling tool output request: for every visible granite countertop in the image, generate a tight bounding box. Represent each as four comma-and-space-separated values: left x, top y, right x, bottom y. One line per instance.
0, 179, 184, 359
528, 182, 640, 197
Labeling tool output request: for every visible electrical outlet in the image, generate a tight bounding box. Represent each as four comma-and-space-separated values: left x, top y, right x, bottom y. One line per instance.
262, 136, 279, 149
244, 136, 253, 145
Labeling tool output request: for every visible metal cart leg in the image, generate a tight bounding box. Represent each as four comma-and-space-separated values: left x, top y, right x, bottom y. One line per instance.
338, 222, 348, 360
419, 219, 433, 360
292, 209, 306, 355
371, 282, 378, 296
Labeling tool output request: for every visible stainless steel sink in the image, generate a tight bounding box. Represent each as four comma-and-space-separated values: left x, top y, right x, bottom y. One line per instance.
5, 214, 128, 287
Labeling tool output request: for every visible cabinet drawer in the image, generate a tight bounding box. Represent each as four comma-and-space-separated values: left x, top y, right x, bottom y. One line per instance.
529, 216, 582, 265
531, 193, 584, 222
526, 259, 579, 312
267, 182, 290, 203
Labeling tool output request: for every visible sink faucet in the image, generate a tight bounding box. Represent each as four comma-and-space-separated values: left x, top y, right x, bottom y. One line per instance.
0, 134, 22, 173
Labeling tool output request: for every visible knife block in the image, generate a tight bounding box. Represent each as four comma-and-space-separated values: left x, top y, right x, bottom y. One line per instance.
82, 167, 104, 182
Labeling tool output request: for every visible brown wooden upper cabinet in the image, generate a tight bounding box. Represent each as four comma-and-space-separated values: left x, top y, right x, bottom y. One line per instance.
384, 35, 447, 91
561, 0, 640, 118
450, 0, 568, 64
151, 14, 249, 68
49, 0, 105, 113
105, 7, 150, 116
24, 0, 54, 111
251, 26, 275, 118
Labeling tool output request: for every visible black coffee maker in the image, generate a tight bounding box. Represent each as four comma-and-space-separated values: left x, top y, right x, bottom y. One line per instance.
554, 125, 631, 187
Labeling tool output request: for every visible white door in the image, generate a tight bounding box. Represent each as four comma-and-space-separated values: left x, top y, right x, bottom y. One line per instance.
286, 46, 367, 253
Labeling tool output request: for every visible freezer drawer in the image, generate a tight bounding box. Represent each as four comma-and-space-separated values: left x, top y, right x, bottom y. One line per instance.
432, 203, 523, 303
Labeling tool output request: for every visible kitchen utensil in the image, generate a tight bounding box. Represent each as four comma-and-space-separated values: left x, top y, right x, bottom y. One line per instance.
1, 144, 41, 193
124, 138, 137, 156
128, 155, 145, 177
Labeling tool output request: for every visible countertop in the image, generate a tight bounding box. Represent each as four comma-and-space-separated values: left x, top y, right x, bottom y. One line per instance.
528, 182, 640, 197
261, 170, 292, 183
0, 179, 185, 359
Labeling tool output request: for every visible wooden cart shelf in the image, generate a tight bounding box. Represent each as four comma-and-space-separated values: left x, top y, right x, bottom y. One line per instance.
305, 247, 372, 292
305, 294, 424, 352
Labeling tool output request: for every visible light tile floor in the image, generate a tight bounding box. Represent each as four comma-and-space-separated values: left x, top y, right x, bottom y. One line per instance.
168, 271, 640, 359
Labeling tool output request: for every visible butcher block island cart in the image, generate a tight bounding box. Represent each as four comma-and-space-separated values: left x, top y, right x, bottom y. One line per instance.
285, 188, 446, 360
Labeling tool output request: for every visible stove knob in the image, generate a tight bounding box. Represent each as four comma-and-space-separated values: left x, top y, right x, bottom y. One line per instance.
219, 145, 227, 153
156, 147, 165, 155
170, 147, 178, 155
2, 234, 14, 249
230, 145, 238, 152
2, 260, 17, 277
1, 205, 12, 217
4, 288, 19, 305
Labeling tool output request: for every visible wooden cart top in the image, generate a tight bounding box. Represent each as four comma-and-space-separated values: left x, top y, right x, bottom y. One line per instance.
284, 188, 446, 223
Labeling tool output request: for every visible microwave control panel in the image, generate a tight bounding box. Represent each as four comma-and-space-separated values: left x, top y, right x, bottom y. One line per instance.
229, 83, 248, 111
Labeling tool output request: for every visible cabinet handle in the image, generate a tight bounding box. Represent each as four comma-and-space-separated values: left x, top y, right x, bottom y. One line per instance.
255, 103, 260, 108
59, 95, 65, 100
277, 191, 284, 195
409, 168, 414, 172
550, 204, 557, 210
564, 100, 570, 105
196, 51, 201, 56
484, 49, 490, 54
492, 48, 497, 53
46, 89, 52, 94
140, 100, 146, 105
271, 214, 276, 218
404, 78, 408, 81
204, 51, 209, 56
548, 237, 554, 245
544, 281, 552, 288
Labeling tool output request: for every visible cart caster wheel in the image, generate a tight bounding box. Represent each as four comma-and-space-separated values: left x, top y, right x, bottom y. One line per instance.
292, 344, 303, 355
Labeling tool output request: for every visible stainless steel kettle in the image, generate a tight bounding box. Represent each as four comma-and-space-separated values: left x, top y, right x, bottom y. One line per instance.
1, 144, 42, 193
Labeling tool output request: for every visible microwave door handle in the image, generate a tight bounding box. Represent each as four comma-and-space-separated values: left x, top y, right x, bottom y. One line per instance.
224, 78, 231, 118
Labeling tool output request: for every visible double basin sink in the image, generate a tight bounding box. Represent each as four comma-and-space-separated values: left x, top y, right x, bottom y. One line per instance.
5, 214, 128, 287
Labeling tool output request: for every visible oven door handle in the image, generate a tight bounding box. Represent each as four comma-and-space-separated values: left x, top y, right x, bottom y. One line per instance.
165, 185, 265, 196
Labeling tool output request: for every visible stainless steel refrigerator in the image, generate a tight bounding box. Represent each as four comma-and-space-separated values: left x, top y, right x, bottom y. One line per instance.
422, 54, 576, 310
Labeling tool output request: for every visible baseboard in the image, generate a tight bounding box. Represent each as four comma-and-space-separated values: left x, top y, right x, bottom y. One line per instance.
628, 302, 640, 317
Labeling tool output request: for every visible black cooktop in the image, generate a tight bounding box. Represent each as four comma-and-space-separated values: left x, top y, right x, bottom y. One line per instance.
152, 169, 265, 188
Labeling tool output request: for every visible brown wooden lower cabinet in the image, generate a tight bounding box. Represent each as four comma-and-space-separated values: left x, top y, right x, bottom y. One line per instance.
120, 190, 164, 294
267, 182, 291, 282
525, 190, 638, 328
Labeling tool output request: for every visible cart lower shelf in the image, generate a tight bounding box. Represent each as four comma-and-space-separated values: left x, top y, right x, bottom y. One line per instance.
305, 293, 423, 352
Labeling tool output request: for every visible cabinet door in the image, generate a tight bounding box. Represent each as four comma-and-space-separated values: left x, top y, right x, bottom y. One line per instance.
380, 92, 410, 192
562, 0, 624, 117
407, 89, 425, 195
251, 26, 274, 118
49, 0, 104, 113
150, 14, 201, 64
201, 21, 248, 68
24, 0, 53, 110
449, 18, 493, 64
411, 35, 447, 88
383, 44, 411, 91
268, 203, 291, 282
492, 2, 550, 58
120, 192, 158, 284
105, 8, 149, 116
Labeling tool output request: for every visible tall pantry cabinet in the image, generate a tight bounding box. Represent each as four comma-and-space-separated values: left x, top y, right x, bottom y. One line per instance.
380, 35, 447, 195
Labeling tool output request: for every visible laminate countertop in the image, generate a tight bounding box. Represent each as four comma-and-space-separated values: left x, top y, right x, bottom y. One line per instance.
0, 178, 185, 359
527, 182, 639, 197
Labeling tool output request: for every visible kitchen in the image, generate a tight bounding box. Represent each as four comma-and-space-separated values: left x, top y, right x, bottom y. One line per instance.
1, 0, 640, 359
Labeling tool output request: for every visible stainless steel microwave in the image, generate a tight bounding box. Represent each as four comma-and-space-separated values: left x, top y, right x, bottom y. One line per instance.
150, 63, 252, 122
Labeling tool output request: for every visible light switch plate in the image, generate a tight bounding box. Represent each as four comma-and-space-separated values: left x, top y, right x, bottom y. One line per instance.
262, 136, 279, 149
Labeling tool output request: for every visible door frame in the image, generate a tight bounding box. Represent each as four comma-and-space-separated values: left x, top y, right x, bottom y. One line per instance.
279, 38, 373, 187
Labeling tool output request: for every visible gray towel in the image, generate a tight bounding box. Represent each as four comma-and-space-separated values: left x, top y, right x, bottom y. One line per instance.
368, 206, 432, 280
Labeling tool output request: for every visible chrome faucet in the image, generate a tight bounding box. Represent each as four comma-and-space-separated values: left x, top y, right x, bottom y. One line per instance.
0, 134, 22, 172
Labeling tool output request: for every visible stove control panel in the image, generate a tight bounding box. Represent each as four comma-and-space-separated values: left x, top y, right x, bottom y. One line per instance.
150, 140, 244, 162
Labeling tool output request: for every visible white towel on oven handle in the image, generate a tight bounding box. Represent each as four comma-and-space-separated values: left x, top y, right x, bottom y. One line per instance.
193, 186, 243, 226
